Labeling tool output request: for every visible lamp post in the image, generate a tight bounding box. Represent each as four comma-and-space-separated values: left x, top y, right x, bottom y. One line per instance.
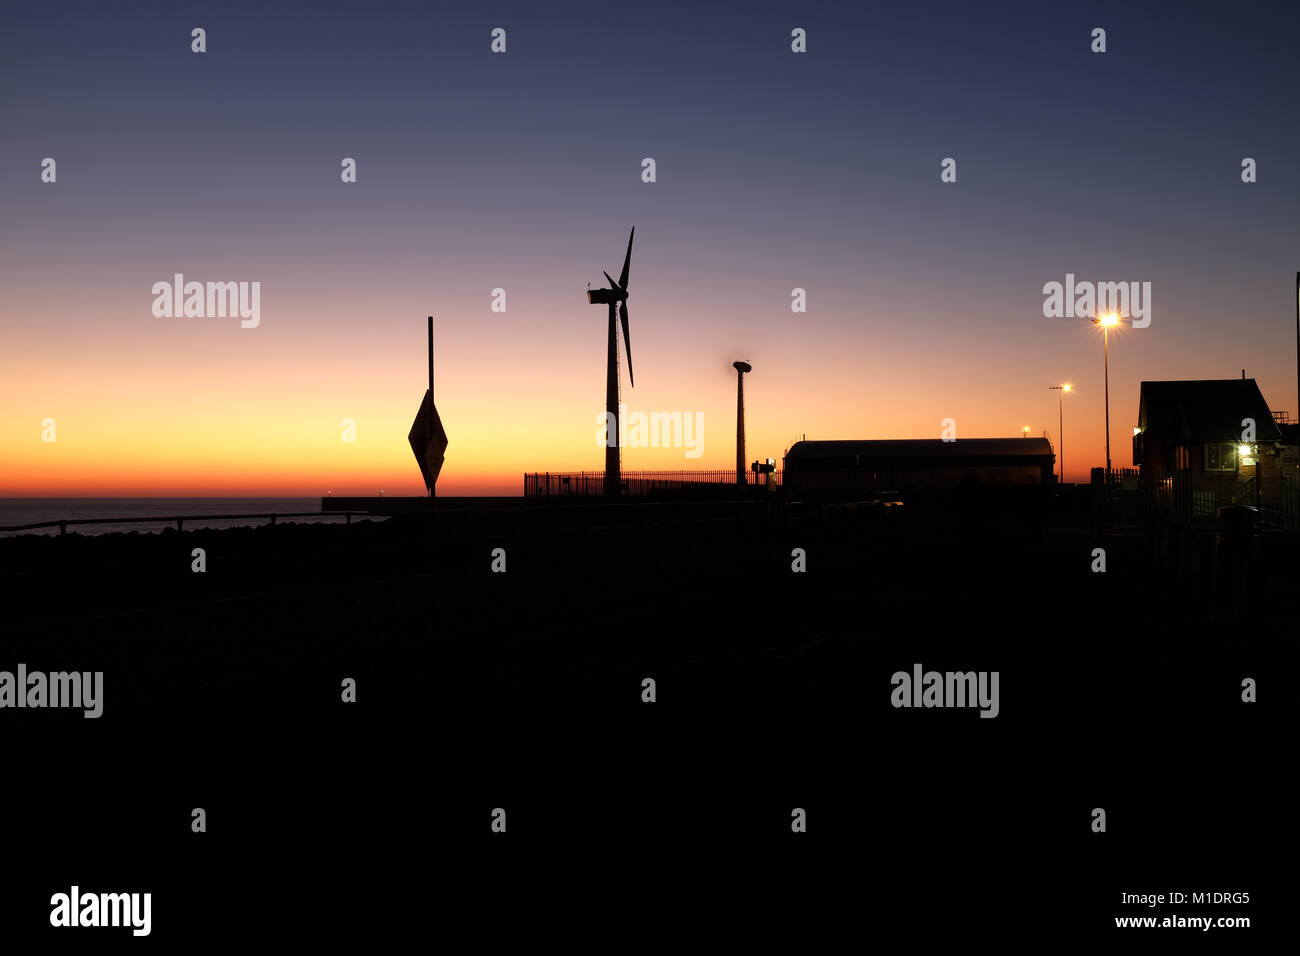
1049, 383, 1072, 482
1093, 314, 1121, 475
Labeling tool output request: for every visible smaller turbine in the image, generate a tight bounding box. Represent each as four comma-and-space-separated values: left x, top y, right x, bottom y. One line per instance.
587, 227, 636, 495
734, 361, 752, 485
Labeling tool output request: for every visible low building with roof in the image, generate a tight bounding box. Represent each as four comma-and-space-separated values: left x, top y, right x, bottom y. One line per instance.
1132, 377, 1297, 527
1132, 378, 1287, 482
783, 437, 1055, 497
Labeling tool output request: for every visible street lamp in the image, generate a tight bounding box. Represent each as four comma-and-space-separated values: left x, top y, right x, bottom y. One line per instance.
1049, 383, 1072, 482
1093, 314, 1121, 475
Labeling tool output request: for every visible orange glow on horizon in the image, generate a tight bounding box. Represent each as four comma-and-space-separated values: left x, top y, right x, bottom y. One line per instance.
0, 295, 1217, 495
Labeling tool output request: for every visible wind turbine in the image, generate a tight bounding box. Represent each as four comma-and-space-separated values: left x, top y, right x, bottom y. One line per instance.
587, 227, 635, 496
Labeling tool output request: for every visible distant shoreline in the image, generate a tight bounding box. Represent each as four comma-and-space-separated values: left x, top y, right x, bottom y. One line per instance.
0, 498, 345, 538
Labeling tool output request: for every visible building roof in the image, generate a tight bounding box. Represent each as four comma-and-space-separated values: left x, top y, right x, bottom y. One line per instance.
785, 438, 1053, 466
1137, 379, 1282, 444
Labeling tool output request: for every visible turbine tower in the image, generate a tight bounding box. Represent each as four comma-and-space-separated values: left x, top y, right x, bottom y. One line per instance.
733, 361, 751, 485
587, 227, 635, 497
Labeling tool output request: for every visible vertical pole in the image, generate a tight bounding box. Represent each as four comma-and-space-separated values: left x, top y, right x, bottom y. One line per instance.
1059, 391, 1064, 483
736, 370, 745, 485
605, 302, 619, 496
428, 316, 435, 501
1104, 327, 1111, 477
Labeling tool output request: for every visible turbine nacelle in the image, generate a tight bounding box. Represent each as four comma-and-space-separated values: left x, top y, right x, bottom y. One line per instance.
585, 277, 629, 305
585, 227, 636, 388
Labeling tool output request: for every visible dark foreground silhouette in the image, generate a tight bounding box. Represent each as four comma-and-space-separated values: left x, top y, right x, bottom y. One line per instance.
1, 492, 1285, 941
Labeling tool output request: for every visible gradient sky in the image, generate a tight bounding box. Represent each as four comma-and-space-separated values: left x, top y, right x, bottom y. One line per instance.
3, 0, 1299, 495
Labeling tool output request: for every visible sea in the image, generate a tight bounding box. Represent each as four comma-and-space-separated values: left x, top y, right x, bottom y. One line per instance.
0, 499, 344, 538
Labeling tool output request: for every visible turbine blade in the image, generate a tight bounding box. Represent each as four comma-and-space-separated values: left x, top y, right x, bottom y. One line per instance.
618, 226, 634, 291
620, 301, 633, 387
603, 270, 624, 293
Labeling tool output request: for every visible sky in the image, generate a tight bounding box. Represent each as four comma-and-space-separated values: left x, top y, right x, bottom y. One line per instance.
3, 0, 1299, 496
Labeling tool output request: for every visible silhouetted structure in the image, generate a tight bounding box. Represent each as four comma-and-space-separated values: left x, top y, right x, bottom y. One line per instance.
1131, 378, 1298, 526
587, 228, 636, 496
408, 316, 447, 496
1280, 422, 1300, 475
733, 361, 751, 485
784, 438, 1054, 497
524, 470, 781, 498
1133, 378, 1284, 482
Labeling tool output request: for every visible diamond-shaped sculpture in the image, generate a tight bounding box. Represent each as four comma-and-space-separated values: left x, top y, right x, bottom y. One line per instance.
408, 389, 448, 490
